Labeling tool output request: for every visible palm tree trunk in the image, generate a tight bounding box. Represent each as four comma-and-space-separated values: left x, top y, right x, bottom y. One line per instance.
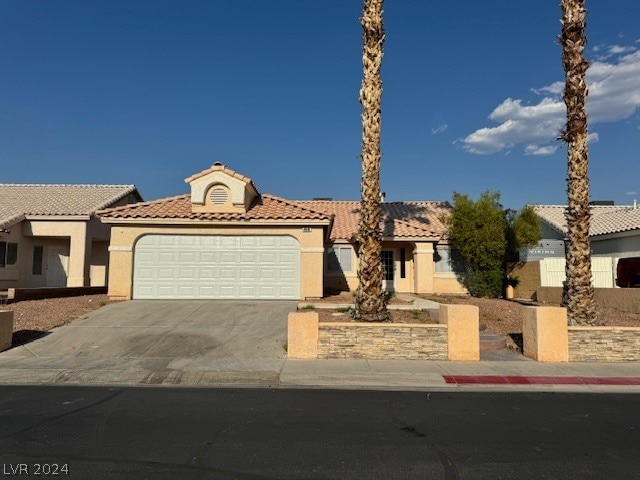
354, 0, 389, 322
560, 0, 598, 326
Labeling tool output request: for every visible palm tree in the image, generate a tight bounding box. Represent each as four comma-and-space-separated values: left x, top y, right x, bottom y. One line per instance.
559, 0, 598, 325
353, 0, 390, 322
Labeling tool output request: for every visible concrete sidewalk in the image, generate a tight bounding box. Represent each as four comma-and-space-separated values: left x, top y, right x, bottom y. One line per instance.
1, 297, 638, 392
0, 350, 638, 392
280, 357, 640, 392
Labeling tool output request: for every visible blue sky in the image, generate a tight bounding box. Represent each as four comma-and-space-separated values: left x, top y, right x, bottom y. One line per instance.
1, 1, 640, 209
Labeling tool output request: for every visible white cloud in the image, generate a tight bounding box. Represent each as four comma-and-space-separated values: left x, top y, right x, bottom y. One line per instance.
431, 123, 448, 134
463, 46, 640, 155
431, 123, 448, 135
525, 144, 558, 156
608, 44, 636, 55
587, 132, 599, 143
626, 191, 638, 196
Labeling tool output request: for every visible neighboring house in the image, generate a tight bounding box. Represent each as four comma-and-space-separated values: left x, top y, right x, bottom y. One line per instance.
99, 163, 466, 300
0, 184, 142, 290
520, 203, 640, 289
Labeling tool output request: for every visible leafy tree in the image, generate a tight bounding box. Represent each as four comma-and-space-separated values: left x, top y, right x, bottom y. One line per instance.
444, 191, 541, 298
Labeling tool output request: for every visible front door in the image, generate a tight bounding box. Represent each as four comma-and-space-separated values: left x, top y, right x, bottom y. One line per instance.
381, 250, 395, 292
47, 246, 69, 287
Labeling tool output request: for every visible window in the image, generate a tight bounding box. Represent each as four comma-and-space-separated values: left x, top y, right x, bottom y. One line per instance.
327, 246, 352, 272
400, 248, 406, 278
32, 245, 44, 275
434, 247, 464, 273
0, 241, 18, 268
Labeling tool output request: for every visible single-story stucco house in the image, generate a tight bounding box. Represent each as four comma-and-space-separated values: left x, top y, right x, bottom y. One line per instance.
0, 184, 142, 290
511, 202, 640, 295
99, 163, 465, 300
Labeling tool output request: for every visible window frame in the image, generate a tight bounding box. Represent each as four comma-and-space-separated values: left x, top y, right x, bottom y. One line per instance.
326, 246, 353, 274
434, 246, 464, 274
0, 241, 18, 268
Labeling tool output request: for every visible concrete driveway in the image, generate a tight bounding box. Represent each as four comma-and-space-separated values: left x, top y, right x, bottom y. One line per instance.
0, 300, 296, 386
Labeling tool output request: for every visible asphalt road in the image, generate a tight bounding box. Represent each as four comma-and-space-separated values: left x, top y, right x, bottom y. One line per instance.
0, 386, 638, 479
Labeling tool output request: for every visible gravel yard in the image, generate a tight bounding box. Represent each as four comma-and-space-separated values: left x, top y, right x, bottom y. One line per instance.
2, 295, 114, 346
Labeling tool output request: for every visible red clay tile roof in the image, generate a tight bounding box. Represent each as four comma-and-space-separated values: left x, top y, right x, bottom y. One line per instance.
99, 194, 332, 222
296, 200, 451, 240
184, 163, 259, 193
100, 193, 451, 240
533, 204, 640, 237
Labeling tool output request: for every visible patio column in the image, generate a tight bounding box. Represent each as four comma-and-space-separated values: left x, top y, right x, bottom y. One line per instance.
300, 248, 324, 300
67, 222, 91, 287
413, 243, 434, 294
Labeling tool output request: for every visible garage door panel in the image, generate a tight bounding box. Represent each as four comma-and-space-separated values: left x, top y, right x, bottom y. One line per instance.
200, 252, 215, 263
240, 252, 256, 263
220, 253, 236, 264
133, 234, 300, 300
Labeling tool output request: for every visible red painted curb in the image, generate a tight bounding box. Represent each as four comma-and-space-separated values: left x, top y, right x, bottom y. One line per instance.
442, 375, 640, 386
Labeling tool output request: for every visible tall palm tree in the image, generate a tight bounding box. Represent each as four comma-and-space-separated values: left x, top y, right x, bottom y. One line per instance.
560, 0, 598, 326
354, 0, 389, 322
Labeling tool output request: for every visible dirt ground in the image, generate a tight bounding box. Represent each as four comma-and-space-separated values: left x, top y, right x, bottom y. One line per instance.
2, 295, 113, 346
319, 291, 411, 305
315, 292, 640, 338
422, 294, 640, 337
317, 308, 431, 324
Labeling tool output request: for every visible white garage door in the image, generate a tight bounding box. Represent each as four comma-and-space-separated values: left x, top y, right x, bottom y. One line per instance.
133, 235, 300, 299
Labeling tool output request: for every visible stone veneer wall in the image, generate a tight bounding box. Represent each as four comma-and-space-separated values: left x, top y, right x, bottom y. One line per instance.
568, 327, 640, 362
317, 323, 448, 360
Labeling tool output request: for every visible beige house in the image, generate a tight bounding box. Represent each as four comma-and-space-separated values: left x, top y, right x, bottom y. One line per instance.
0, 184, 141, 290
511, 203, 640, 296
100, 163, 465, 300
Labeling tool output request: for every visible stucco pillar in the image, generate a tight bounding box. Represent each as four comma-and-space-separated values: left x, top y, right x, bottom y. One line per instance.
67, 223, 91, 287
300, 249, 324, 299
107, 246, 133, 300
413, 243, 434, 294
522, 306, 569, 362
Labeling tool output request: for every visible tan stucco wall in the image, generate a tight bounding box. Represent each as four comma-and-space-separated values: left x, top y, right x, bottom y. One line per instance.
0, 224, 26, 290
439, 304, 480, 361
522, 306, 569, 362
287, 311, 319, 358
107, 224, 326, 300
323, 241, 430, 295
24, 219, 90, 287
433, 274, 467, 294
413, 243, 434, 294
90, 241, 109, 287
508, 261, 541, 299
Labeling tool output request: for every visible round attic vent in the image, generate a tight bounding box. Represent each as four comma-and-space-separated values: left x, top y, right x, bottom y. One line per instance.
210, 186, 228, 205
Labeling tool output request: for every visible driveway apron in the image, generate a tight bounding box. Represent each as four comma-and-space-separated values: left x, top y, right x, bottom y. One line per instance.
0, 300, 296, 386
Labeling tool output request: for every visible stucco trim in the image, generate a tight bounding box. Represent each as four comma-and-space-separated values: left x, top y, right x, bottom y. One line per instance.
100, 218, 331, 227
382, 236, 439, 242
301, 248, 325, 253
25, 215, 91, 222
108, 246, 133, 252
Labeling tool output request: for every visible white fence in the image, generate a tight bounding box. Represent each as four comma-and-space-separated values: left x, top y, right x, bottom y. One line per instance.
540, 257, 616, 288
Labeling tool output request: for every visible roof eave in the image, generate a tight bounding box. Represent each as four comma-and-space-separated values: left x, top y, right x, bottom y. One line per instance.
24, 214, 91, 222
99, 217, 332, 226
